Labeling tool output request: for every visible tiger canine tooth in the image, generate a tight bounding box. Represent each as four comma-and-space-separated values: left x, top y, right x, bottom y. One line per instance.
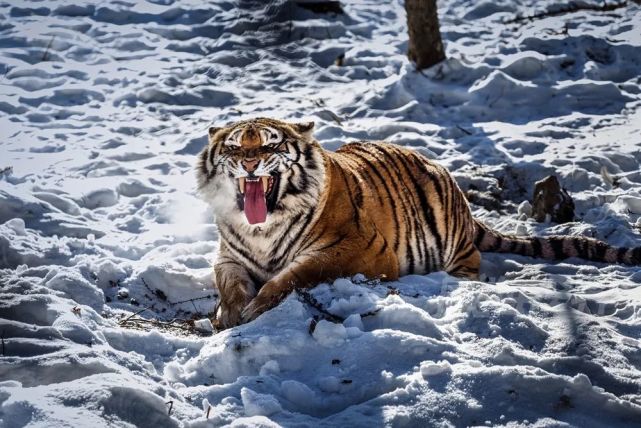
261, 176, 269, 192
239, 177, 245, 194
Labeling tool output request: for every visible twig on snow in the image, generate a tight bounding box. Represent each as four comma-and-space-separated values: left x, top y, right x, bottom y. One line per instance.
42, 36, 55, 61
140, 276, 215, 307
456, 125, 473, 136
504, 1, 629, 24
298, 289, 382, 324
169, 295, 216, 307
118, 306, 151, 325
298, 290, 344, 323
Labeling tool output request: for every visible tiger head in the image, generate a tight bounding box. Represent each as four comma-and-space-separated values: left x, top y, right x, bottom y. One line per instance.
196, 118, 326, 227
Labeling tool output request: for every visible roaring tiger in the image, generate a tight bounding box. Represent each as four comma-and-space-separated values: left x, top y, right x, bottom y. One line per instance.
196, 117, 641, 328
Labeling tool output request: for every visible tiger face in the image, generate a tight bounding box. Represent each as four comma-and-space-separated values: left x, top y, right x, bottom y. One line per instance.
197, 118, 325, 228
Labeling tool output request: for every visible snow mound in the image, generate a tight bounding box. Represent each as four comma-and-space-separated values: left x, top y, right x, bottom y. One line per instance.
1, 0, 641, 426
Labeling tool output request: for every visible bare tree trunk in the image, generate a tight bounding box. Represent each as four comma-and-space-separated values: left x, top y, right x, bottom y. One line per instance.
405, 0, 445, 70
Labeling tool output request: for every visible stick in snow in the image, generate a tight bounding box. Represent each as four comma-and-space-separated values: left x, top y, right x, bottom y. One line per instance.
504, 1, 629, 24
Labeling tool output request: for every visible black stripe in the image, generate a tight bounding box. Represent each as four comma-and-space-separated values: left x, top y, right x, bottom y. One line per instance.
365, 146, 416, 272
363, 150, 414, 273
489, 235, 502, 252
271, 212, 302, 248
368, 144, 442, 265
200, 147, 210, 178
366, 231, 378, 248
246, 269, 262, 287
443, 188, 456, 263
594, 240, 608, 261
347, 150, 401, 252
513, 240, 524, 255
316, 233, 348, 252
352, 175, 365, 208
303, 144, 317, 169
453, 229, 471, 256
405, 163, 443, 256
451, 244, 477, 266
378, 239, 388, 256
617, 247, 628, 263
632, 247, 641, 264
336, 165, 361, 228
223, 236, 261, 270
374, 145, 428, 269
474, 224, 486, 247
532, 238, 542, 258
410, 153, 445, 206
208, 144, 224, 178
548, 237, 565, 259
268, 211, 316, 270
341, 156, 366, 208
346, 154, 386, 206
285, 164, 307, 196
299, 237, 320, 255
574, 238, 585, 258
427, 251, 437, 272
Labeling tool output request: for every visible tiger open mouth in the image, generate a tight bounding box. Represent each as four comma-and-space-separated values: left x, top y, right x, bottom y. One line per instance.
236, 174, 279, 225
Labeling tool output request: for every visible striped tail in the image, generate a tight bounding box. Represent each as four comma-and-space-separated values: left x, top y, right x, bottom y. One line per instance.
474, 219, 641, 265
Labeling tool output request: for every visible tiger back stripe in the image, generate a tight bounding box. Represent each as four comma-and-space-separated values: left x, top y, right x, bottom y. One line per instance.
371, 145, 429, 269
365, 144, 423, 273
345, 165, 366, 209
360, 144, 422, 274
343, 154, 386, 206
343, 147, 402, 253
370, 145, 427, 274
398, 155, 431, 269
408, 153, 449, 253
445, 187, 465, 266
335, 161, 362, 229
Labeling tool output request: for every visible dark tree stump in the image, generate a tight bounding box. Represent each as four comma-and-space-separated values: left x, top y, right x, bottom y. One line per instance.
405, 0, 445, 70
532, 175, 575, 223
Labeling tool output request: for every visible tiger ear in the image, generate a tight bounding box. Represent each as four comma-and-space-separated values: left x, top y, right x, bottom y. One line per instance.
291, 121, 315, 139
208, 126, 222, 142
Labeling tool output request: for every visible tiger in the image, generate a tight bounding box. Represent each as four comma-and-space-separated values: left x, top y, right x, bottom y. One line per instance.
196, 117, 641, 328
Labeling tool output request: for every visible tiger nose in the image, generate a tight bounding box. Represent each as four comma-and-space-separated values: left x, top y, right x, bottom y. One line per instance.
241, 158, 259, 173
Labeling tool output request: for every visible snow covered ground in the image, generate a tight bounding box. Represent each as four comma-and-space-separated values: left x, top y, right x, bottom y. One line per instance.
1, 0, 641, 426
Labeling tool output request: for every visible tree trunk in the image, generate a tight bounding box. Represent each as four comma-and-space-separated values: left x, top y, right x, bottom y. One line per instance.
405, 0, 445, 70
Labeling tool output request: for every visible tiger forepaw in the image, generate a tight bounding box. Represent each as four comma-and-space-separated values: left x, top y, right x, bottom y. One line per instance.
216, 303, 244, 330
241, 282, 286, 323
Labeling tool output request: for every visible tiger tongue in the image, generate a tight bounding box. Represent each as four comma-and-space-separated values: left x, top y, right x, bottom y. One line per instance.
243, 180, 267, 225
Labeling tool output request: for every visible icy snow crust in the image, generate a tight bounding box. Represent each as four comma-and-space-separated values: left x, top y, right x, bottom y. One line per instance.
1, 0, 641, 426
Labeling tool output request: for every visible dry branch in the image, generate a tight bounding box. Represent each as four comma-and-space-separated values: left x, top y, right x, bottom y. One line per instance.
504, 1, 629, 24
298, 289, 381, 323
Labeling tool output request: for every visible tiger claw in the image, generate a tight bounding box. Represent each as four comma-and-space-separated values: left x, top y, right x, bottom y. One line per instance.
241, 299, 264, 323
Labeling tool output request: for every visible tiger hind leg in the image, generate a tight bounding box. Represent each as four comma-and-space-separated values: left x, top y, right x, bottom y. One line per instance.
445, 244, 481, 280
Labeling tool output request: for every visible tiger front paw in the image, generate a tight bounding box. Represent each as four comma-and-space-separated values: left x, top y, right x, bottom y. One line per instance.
216, 301, 246, 330
241, 282, 287, 323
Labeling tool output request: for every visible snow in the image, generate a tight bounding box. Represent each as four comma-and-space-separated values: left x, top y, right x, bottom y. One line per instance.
1, 0, 641, 426
240, 388, 282, 417
312, 319, 348, 347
